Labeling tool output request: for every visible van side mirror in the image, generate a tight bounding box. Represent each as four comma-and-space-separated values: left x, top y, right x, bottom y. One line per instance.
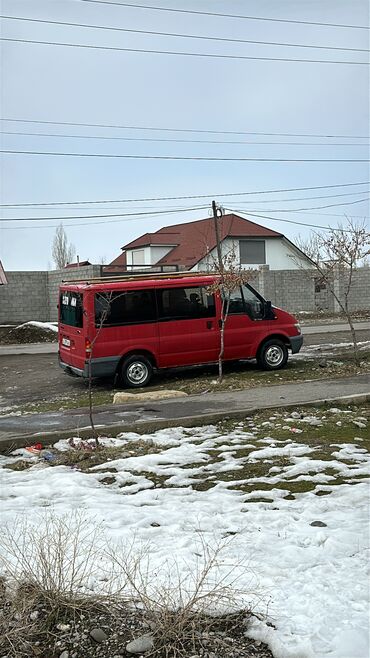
264, 300, 275, 319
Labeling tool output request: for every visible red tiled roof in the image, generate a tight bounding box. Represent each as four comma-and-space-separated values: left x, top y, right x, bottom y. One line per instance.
163, 214, 281, 268
103, 251, 127, 272
123, 231, 181, 250
113, 213, 281, 269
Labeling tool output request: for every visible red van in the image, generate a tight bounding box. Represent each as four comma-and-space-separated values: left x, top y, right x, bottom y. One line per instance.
58, 273, 302, 387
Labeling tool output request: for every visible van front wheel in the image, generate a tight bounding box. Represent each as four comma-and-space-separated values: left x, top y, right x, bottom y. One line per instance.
121, 355, 153, 388
257, 339, 288, 371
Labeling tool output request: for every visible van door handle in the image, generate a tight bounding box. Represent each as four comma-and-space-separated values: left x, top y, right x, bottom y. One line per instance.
206, 320, 213, 330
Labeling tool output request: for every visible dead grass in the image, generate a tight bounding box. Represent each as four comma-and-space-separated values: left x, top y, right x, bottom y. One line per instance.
108, 537, 256, 658
0, 516, 264, 658
49, 439, 160, 471
0, 513, 106, 657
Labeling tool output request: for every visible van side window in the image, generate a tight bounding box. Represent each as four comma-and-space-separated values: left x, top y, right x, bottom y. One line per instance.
225, 285, 264, 320
241, 284, 264, 320
95, 289, 156, 326
157, 286, 215, 320
225, 287, 245, 314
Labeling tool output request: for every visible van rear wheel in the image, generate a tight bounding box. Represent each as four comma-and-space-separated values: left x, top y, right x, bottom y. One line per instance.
257, 339, 288, 371
121, 355, 153, 388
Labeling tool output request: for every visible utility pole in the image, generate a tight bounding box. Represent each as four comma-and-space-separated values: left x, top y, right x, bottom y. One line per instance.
212, 200, 224, 273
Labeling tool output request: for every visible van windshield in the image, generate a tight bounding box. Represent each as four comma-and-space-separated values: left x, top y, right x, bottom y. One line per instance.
60, 292, 83, 327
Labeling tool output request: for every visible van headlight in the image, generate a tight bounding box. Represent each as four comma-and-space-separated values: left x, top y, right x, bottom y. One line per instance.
294, 323, 301, 334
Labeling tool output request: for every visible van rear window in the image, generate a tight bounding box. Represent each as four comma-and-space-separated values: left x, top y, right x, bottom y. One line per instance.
60, 292, 83, 327
95, 289, 156, 326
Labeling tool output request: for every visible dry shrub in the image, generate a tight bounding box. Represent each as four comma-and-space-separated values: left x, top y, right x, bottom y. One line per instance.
0, 512, 105, 656
109, 535, 256, 657
0, 515, 259, 658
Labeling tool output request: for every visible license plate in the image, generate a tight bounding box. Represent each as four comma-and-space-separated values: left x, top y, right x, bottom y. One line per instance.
62, 337, 70, 347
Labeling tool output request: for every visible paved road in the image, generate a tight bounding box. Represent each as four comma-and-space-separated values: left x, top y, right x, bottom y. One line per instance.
0, 321, 368, 355
0, 373, 369, 448
0, 343, 58, 355
303, 322, 370, 335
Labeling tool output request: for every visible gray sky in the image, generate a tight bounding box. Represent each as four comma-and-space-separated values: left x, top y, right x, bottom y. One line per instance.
1, 0, 369, 270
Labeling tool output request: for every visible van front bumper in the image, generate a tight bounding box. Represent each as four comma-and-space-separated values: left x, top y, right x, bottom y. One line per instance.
289, 335, 304, 354
59, 354, 120, 378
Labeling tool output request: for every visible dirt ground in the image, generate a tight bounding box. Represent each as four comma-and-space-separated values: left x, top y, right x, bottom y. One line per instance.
0, 329, 369, 412
0, 325, 57, 344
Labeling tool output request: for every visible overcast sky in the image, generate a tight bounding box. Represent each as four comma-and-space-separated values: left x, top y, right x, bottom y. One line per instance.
1, 0, 369, 270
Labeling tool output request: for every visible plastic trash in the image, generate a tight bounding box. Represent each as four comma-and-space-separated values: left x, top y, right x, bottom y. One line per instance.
41, 450, 56, 462
25, 443, 43, 454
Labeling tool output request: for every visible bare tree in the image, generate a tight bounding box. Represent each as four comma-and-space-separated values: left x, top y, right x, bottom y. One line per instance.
208, 203, 255, 382
208, 251, 255, 382
52, 224, 76, 269
85, 291, 115, 444
296, 218, 370, 364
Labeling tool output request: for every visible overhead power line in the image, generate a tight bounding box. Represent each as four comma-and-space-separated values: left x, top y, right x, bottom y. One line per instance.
230, 208, 369, 219
1, 191, 367, 214
2, 181, 368, 208
77, 1, 370, 30
230, 191, 370, 203
0, 205, 208, 222
2, 118, 367, 139
2, 15, 368, 53
239, 197, 370, 212
2, 149, 369, 162
1, 197, 368, 223
1, 205, 363, 232
2, 37, 368, 65
2, 130, 368, 147
226, 209, 356, 232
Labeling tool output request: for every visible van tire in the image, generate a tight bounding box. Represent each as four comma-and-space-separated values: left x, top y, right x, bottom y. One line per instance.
120, 355, 153, 388
257, 339, 288, 371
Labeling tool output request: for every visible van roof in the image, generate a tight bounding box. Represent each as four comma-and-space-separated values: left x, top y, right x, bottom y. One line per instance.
60, 272, 217, 291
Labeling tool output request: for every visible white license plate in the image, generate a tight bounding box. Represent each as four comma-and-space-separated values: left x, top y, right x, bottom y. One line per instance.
62, 337, 71, 347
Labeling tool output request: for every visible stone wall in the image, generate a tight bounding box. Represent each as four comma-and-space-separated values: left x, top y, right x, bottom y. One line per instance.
0, 266, 101, 324
0, 266, 369, 324
336, 268, 370, 313
253, 267, 370, 313
47, 265, 102, 321
0, 271, 48, 323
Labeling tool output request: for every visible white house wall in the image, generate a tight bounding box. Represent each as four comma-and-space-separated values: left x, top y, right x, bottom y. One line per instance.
126, 245, 175, 268
265, 239, 312, 270
193, 238, 311, 271
126, 246, 152, 268
150, 246, 174, 262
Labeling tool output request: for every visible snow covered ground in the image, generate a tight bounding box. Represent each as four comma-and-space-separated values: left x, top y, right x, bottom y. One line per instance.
0, 409, 369, 658
15, 320, 58, 333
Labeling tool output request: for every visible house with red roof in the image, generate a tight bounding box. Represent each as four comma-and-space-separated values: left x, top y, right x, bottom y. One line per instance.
107, 213, 312, 273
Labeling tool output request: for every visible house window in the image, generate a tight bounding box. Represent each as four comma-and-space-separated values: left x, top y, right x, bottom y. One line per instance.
132, 249, 145, 265
239, 240, 266, 264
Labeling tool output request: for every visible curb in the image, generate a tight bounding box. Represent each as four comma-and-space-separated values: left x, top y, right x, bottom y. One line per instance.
1, 392, 369, 453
